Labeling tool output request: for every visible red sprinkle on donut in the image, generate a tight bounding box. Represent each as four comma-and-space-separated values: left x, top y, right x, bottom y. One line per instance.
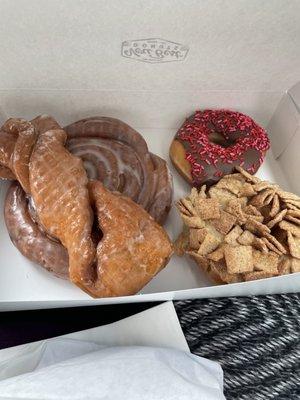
177, 109, 270, 186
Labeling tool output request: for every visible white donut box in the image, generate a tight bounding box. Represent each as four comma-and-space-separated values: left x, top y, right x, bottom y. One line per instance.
0, 1, 299, 311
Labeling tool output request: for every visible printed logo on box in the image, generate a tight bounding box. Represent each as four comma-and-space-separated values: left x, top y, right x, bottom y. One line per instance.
121, 38, 189, 63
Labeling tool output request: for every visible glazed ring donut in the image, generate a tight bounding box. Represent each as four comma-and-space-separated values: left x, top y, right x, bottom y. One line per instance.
170, 109, 270, 187
65, 117, 173, 224
4, 182, 69, 279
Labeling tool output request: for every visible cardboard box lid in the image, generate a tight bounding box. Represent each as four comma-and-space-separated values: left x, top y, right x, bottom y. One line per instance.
0, 1, 299, 93
0, 1, 299, 129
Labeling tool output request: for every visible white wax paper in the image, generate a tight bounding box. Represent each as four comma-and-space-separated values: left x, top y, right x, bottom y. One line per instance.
0, 302, 224, 399
0, 344, 224, 400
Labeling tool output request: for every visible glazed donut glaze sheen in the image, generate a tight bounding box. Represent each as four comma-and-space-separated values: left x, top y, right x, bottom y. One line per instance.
2, 116, 173, 282
170, 110, 270, 187
4, 182, 69, 279
65, 117, 173, 224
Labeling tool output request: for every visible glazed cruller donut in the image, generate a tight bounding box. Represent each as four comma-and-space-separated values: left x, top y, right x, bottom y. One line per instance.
170, 109, 270, 187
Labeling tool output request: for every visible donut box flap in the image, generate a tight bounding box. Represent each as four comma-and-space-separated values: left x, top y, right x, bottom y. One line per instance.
267, 81, 300, 195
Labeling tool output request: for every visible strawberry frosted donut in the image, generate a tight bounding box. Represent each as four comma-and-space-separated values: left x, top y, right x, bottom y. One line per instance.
170, 109, 270, 187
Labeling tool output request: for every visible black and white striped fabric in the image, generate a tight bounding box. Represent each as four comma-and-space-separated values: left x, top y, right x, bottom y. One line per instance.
175, 295, 300, 400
